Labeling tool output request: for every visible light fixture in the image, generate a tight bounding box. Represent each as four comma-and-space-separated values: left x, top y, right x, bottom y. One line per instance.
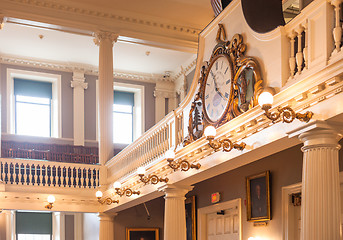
113, 182, 140, 197
204, 126, 246, 152
165, 149, 201, 171
45, 195, 55, 209
95, 190, 119, 205
258, 88, 313, 123
137, 167, 169, 184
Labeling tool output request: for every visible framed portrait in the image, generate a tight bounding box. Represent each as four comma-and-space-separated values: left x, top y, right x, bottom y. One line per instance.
185, 196, 197, 240
126, 228, 159, 240
246, 170, 271, 221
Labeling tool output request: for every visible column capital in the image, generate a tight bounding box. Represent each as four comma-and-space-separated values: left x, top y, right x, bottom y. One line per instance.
71, 80, 88, 90
287, 120, 342, 150
98, 213, 117, 221
93, 31, 119, 46
158, 184, 194, 198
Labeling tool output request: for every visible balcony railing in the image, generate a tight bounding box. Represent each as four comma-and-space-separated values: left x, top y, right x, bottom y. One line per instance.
106, 0, 340, 184
1, 140, 99, 164
0, 158, 100, 188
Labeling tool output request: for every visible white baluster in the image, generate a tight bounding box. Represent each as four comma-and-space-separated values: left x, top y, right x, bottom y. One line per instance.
296, 25, 304, 75
289, 31, 296, 78
23, 164, 28, 185
71, 167, 75, 188
331, 0, 343, 53
28, 164, 32, 185
76, 168, 80, 188
34, 164, 38, 186
39, 165, 43, 186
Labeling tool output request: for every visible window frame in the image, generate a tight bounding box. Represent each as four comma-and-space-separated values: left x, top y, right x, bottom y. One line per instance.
95, 81, 145, 144
7, 68, 62, 138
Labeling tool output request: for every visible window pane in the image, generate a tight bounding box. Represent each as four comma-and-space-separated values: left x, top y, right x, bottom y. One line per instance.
16, 101, 50, 137
113, 112, 133, 144
17, 234, 51, 240
16, 95, 50, 105
113, 104, 132, 113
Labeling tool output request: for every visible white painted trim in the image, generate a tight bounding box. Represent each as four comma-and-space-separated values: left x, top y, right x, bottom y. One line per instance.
5, 210, 15, 240
197, 198, 242, 240
6, 68, 62, 138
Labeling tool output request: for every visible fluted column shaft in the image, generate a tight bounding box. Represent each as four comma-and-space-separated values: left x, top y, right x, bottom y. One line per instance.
159, 184, 193, 240
299, 129, 342, 240
94, 32, 118, 167
98, 213, 115, 240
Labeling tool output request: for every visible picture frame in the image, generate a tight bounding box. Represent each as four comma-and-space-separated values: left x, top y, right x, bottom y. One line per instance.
246, 170, 271, 221
185, 196, 197, 240
126, 227, 159, 240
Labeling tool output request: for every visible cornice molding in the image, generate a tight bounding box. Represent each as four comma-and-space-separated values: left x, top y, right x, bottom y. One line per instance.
0, 55, 166, 83
3, 0, 201, 37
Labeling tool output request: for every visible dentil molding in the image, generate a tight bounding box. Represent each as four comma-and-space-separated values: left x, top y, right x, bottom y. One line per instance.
3, 0, 201, 37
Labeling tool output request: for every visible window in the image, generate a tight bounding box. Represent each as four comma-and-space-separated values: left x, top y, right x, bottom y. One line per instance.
14, 79, 52, 137
113, 91, 134, 144
16, 212, 52, 240
7, 69, 61, 138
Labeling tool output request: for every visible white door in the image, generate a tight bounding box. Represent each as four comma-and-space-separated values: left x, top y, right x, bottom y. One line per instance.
207, 206, 240, 240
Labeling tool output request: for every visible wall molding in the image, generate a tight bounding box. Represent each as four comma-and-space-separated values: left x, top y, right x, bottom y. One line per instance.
0, 55, 164, 83
4, 0, 201, 37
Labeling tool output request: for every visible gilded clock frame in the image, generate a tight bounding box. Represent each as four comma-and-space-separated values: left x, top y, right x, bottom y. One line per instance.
185, 24, 263, 145
201, 53, 235, 126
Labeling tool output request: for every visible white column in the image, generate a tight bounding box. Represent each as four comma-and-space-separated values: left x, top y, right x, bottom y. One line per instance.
71, 70, 88, 146
98, 213, 116, 240
5, 210, 15, 240
299, 127, 342, 240
94, 31, 118, 168
159, 184, 193, 240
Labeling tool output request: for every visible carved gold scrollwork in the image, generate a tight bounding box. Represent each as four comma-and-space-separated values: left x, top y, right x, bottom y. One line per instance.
185, 24, 264, 146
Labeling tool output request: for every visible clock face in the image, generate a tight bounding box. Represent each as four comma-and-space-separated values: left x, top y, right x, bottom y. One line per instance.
204, 55, 232, 123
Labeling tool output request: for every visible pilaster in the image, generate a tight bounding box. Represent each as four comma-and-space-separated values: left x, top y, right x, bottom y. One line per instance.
154, 80, 176, 122
71, 69, 88, 146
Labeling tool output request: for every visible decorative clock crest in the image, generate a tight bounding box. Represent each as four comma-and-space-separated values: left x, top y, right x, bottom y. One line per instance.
185, 24, 263, 145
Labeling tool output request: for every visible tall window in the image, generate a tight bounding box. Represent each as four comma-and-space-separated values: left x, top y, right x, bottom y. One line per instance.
16, 212, 52, 240
14, 78, 52, 137
113, 90, 134, 144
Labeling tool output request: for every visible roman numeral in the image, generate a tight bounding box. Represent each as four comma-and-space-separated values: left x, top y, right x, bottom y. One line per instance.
221, 104, 225, 109
224, 67, 228, 74
205, 94, 209, 99
207, 104, 210, 110
216, 61, 218, 70
226, 79, 231, 85
225, 92, 229, 98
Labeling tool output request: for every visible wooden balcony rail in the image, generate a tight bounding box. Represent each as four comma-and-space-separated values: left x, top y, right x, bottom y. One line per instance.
1, 140, 99, 164
0, 158, 100, 188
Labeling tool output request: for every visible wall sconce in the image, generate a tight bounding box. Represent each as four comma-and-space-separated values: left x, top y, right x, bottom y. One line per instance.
95, 190, 119, 205
204, 126, 246, 152
113, 182, 140, 197
137, 167, 169, 184
258, 89, 313, 123
45, 195, 55, 209
165, 149, 201, 171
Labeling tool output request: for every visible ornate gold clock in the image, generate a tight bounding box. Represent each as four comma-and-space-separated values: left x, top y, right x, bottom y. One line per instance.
202, 53, 233, 125
184, 24, 263, 145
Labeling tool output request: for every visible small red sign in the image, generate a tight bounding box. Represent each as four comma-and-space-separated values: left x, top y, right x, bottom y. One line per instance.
211, 192, 220, 203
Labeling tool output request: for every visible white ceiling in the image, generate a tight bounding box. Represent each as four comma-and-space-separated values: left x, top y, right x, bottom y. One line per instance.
0, 23, 196, 75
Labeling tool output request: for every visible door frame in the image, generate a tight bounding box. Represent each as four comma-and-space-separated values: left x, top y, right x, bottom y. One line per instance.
198, 198, 242, 240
